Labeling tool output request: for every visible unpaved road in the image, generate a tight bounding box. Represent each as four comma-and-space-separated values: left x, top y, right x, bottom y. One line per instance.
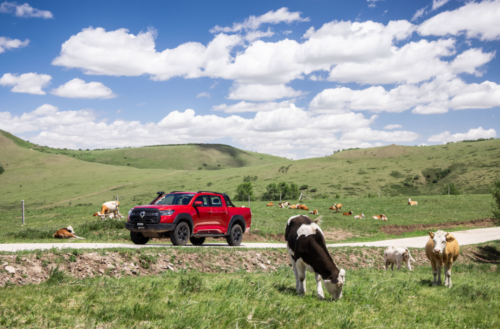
1, 227, 499, 252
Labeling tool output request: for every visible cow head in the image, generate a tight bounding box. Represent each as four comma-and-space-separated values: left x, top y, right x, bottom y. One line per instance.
324, 269, 346, 300
429, 230, 452, 254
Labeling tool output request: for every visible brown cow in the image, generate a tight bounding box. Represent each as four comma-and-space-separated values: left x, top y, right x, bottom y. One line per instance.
309, 209, 319, 215
298, 204, 309, 211
408, 198, 418, 206
53, 226, 84, 239
425, 230, 460, 287
342, 211, 353, 216
372, 214, 388, 221
267, 202, 274, 207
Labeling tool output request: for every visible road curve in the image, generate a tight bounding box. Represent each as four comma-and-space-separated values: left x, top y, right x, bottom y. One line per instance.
1, 227, 498, 252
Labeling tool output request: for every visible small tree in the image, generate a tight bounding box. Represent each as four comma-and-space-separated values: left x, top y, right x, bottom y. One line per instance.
492, 180, 500, 219
441, 183, 460, 195
234, 182, 255, 201
299, 184, 308, 190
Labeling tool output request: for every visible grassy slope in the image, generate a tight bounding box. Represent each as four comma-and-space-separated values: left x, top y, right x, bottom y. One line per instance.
0, 129, 285, 170
0, 262, 498, 328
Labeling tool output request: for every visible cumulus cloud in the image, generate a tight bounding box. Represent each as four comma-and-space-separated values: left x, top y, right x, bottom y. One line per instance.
418, 0, 500, 41
227, 84, 306, 101
209, 7, 309, 33
428, 127, 497, 143
310, 76, 500, 115
1, 103, 419, 158
212, 100, 299, 113
196, 92, 210, 98
0, 1, 53, 18
50, 78, 116, 99
0, 72, 51, 94
0, 104, 94, 133
384, 124, 402, 130
0, 36, 29, 53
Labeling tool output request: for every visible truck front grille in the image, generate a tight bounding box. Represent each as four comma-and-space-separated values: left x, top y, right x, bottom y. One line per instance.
129, 208, 161, 224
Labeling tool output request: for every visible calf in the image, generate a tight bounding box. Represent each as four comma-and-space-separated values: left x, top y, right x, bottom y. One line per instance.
285, 215, 346, 300
279, 202, 291, 208
342, 211, 353, 216
267, 202, 274, 207
354, 214, 365, 219
298, 204, 309, 211
408, 198, 418, 206
384, 246, 415, 271
53, 226, 85, 239
309, 209, 319, 215
425, 230, 460, 287
289, 204, 298, 209
329, 203, 342, 212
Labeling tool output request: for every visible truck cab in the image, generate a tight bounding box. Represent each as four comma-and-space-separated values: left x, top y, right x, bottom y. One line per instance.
125, 191, 251, 246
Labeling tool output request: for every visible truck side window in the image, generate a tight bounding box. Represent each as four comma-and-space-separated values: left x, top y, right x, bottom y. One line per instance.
210, 195, 223, 207
195, 195, 209, 207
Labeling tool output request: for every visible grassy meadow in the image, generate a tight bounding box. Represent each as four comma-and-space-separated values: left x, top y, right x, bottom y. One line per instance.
0, 262, 498, 328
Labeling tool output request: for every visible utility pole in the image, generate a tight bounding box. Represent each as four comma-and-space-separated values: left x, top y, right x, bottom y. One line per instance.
21, 200, 25, 225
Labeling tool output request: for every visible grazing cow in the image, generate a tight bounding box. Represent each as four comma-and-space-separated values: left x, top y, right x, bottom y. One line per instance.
328, 203, 342, 212
384, 246, 415, 271
342, 211, 353, 216
267, 202, 274, 207
309, 209, 319, 215
425, 230, 460, 287
96, 201, 122, 220
54, 226, 85, 239
354, 214, 365, 219
285, 215, 346, 300
372, 214, 388, 221
408, 198, 418, 206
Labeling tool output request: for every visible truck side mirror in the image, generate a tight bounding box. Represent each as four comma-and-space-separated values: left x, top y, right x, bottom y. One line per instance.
194, 201, 203, 207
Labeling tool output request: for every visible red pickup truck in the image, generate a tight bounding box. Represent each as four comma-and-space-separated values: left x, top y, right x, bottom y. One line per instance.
125, 191, 251, 246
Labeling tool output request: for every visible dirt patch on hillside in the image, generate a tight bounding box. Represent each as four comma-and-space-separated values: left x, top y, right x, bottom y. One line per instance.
1, 241, 498, 287
381, 218, 498, 235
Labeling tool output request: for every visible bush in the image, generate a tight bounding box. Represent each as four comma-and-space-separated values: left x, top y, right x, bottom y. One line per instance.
243, 175, 258, 182
0, 164, 4, 175
261, 182, 300, 201
310, 188, 317, 193
299, 184, 309, 190
492, 180, 500, 219
442, 183, 460, 195
233, 182, 255, 201
207, 182, 212, 186
390, 171, 404, 178
335, 193, 341, 199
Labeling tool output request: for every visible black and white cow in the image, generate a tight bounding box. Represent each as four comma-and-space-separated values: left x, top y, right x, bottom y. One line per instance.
285, 215, 346, 300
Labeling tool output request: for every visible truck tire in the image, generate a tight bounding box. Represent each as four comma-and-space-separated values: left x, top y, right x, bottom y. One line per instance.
226, 223, 243, 246
130, 231, 150, 245
189, 237, 206, 246
171, 222, 190, 246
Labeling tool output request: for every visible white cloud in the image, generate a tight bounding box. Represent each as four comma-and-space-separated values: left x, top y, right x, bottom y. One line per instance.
209, 7, 309, 33
0, 2, 53, 18
418, 0, 500, 41
0, 104, 94, 133
411, 7, 427, 21
0, 36, 29, 53
50, 78, 116, 99
196, 92, 210, 98
449, 81, 500, 110
384, 124, 402, 130
0, 72, 51, 94
227, 84, 306, 101
1, 103, 420, 158
212, 100, 298, 113
367, 0, 383, 8
432, 0, 450, 11
428, 127, 497, 143
244, 28, 274, 41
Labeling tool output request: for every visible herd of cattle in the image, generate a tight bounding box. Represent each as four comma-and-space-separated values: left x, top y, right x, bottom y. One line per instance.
265, 199, 422, 221
285, 214, 461, 300
52, 197, 461, 300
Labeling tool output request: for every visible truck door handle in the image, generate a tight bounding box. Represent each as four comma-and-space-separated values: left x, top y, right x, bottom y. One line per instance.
223, 211, 227, 214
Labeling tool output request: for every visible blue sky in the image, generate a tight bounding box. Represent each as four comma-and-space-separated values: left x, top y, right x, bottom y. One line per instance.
0, 0, 499, 159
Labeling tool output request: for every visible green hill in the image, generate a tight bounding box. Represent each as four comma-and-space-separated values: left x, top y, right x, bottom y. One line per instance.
0, 130, 285, 170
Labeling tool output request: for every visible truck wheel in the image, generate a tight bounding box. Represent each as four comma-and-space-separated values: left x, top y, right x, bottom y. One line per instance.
226, 224, 243, 246
189, 237, 206, 246
130, 232, 150, 245
171, 222, 190, 246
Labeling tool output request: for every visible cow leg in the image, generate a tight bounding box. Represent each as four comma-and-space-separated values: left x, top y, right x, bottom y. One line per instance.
436, 264, 442, 286
397, 260, 402, 270
295, 259, 307, 295
430, 260, 439, 286
314, 273, 324, 300
288, 254, 300, 293
391, 263, 394, 271
406, 258, 412, 271
444, 264, 452, 288
385, 260, 389, 271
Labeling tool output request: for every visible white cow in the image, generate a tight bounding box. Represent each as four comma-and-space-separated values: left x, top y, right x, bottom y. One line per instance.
384, 246, 415, 271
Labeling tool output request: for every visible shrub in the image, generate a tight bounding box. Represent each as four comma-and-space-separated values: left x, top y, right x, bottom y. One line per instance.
335, 193, 341, 199
261, 182, 299, 201
299, 184, 308, 190
0, 164, 4, 175
243, 175, 258, 182
233, 182, 255, 201
310, 188, 317, 193
442, 183, 460, 195
390, 170, 404, 178
207, 182, 212, 186
492, 180, 500, 219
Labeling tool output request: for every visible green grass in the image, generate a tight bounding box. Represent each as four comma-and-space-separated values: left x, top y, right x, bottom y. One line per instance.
0, 194, 496, 244
0, 263, 498, 328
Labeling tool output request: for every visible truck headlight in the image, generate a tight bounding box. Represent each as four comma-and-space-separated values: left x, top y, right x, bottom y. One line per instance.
160, 210, 175, 216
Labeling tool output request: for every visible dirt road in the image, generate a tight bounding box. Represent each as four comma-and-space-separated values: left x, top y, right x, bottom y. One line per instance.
1, 227, 498, 252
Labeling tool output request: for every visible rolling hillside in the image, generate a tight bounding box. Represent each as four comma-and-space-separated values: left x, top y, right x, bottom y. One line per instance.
0, 130, 285, 170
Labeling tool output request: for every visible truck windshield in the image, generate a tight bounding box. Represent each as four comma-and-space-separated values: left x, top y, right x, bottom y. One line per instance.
155, 194, 195, 206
